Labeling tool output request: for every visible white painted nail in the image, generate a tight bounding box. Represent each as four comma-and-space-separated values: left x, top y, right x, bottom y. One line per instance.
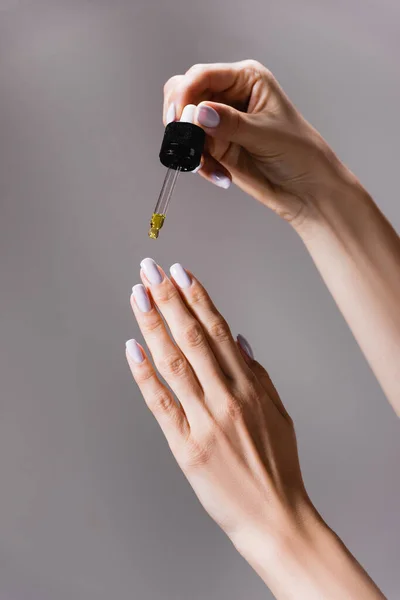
237, 334, 254, 360
180, 104, 197, 124
211, 171, 231, 189
170, 263, 192, 289
140, 258, 163, 285
132, 284, 151, 313
196, 105, 220, 128
126, 339, 145, 363
166, 103, 176, 125
191, 163, 202, 174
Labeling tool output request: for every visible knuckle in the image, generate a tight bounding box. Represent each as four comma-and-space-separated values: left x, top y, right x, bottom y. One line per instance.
157, 353, 187, 378
261, 64, 272, 77
181, 321, 205, 349
142, 316, 164, 335
221, 392, 245, 421
262, 67, 275, 85
134, 365, 155, 385
155, 284, 179, 305
181, 429, 216, 470
148, 389, 175, 415
244, 58, 262, 69
243, 58, 272, 80
190, 286, 209, 306
208, 317, 231, 344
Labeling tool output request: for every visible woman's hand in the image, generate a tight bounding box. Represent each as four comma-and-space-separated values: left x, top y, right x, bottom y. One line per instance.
127, 257, 308, 539
126, 258, 385, 599
162, 60, 400, 414
163, 59, 356, 229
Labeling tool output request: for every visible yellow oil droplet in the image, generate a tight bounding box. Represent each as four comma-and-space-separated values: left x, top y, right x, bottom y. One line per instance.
148, 213, 166, 239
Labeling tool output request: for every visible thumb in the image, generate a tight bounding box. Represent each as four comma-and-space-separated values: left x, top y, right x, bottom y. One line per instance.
194, 101, 258, 147
194, 101, 305, 223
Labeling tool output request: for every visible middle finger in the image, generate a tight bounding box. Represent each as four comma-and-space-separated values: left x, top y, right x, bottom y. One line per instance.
140, 258, 228, 396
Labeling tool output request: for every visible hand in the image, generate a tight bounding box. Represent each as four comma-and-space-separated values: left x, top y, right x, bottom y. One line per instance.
125, 258, 385, 599
126, 257, 311, 540
163, 59, 357, 229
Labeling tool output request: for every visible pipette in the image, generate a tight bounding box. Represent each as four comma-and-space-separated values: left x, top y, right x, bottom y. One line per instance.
148, 104, 205, 239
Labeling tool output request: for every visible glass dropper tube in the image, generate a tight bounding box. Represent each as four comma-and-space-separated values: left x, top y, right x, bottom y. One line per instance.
148, 166, 181, 239
148, 103, 205, 240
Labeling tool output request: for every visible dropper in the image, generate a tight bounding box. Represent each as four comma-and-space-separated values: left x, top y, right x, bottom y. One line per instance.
148, 104, 206, 239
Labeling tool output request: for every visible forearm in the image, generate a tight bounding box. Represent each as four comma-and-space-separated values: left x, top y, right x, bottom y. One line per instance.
230, 504, 385, 599
295, 176, 400, 414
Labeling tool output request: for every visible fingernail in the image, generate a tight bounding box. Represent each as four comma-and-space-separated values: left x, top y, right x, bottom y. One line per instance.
166, 103, 176, 125
197, 105, 220, 128
140, 257, 163, 285
126, 339, 145, 363
211, 171, 231, 189
191, 163, 202, 174
132, 284, 151, 313
237, 334, 254, 360
170, 263, 191, 289
180, 104, 196, 123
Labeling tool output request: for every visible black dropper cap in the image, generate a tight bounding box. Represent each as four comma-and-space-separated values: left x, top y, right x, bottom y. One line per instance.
159, 121, 206, 172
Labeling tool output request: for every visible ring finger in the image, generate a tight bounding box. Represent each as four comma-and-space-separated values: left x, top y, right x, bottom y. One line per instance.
168, 263, 251, 382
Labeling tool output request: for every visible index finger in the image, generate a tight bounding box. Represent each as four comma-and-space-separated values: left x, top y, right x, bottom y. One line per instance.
164, 60, 258, 121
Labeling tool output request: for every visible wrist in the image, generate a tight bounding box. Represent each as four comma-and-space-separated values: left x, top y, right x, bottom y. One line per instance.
229, 500, 326, 585
291, 166, 373, 243
228, 501, 384, 599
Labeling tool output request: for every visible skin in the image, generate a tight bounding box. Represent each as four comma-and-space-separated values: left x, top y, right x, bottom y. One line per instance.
125, 59, 399, 597
127, 263, 385, 599
162, 59, 400, 414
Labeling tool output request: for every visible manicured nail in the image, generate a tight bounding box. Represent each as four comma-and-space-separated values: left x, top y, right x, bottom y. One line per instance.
140, 258, 163, 285
170, 263, 191, 289
191, 163, 202, 174
197, 105, 220, 128
132, 284, 151, 313
211, 171, 231, 189
166, 103, 176, 125
126, 339, 145, 363
237, 334, 254, 360
180, 104, 196, 123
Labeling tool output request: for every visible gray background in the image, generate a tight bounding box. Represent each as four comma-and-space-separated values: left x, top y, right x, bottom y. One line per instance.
0, 0, 399, 598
